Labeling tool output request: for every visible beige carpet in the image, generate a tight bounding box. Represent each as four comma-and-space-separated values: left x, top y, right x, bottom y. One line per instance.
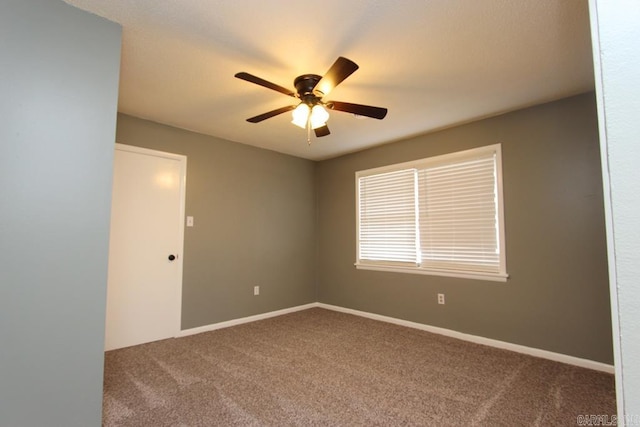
103, 308, 616, 426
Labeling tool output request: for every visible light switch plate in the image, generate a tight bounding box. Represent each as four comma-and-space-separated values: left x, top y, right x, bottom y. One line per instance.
186, 216, 194, 227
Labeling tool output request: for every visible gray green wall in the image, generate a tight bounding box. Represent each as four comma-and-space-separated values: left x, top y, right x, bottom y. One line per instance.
115, 114, 317, 329
0, 1, 121, 426
316, 93, 613, 364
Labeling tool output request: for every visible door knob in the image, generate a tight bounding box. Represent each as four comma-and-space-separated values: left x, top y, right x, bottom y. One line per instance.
168, 254, 176, 261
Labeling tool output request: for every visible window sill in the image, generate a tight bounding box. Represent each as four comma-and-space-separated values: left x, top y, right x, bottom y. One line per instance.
354, 262, 509, 282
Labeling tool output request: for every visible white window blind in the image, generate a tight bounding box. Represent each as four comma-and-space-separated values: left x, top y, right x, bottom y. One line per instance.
418, 154, 500, 273
355, 144, 507, 281
358, 168, 418, 264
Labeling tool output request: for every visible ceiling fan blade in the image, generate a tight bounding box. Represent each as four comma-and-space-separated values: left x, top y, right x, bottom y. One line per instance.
314, 125, 330, 137
313, 57, 359, 97
328, 101, 388, 120
235, 72, 296, 97
246, 105, 295, 123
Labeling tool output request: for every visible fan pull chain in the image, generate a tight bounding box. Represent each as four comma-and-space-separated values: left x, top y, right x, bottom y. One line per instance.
306, 116, 312, 145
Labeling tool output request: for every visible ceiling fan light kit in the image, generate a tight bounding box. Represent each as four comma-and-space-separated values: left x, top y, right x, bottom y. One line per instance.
292, 104, 330, 129
235, 57, 388, 144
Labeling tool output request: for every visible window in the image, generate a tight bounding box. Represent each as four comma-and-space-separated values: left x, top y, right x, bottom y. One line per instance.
356, 144, 507, 281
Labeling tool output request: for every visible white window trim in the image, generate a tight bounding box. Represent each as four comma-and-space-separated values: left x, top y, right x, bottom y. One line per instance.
355, 144, 508, 282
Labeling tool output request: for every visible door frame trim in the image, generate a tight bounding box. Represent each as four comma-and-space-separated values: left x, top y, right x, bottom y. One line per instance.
113, 143, 187, 341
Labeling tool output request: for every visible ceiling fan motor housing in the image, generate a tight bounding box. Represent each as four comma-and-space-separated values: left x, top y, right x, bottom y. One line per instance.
294, 74, 323, 105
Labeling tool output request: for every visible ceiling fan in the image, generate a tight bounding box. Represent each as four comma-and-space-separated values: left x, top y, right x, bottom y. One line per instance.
235, 57, 388, 141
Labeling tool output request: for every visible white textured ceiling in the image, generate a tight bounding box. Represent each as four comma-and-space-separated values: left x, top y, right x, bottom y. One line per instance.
64, 0, 594, 160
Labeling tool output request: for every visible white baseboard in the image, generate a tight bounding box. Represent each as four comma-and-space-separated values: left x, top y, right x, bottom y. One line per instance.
317, 303, 615, 374
176, 302, 613, 374
177, 303, 317, 337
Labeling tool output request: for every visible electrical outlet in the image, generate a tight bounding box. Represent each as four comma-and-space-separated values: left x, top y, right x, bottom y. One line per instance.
254, 286, 260, 296
437, 293, 445, 305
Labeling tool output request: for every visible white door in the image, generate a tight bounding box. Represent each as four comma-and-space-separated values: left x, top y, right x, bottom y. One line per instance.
105, 144, 186, 351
